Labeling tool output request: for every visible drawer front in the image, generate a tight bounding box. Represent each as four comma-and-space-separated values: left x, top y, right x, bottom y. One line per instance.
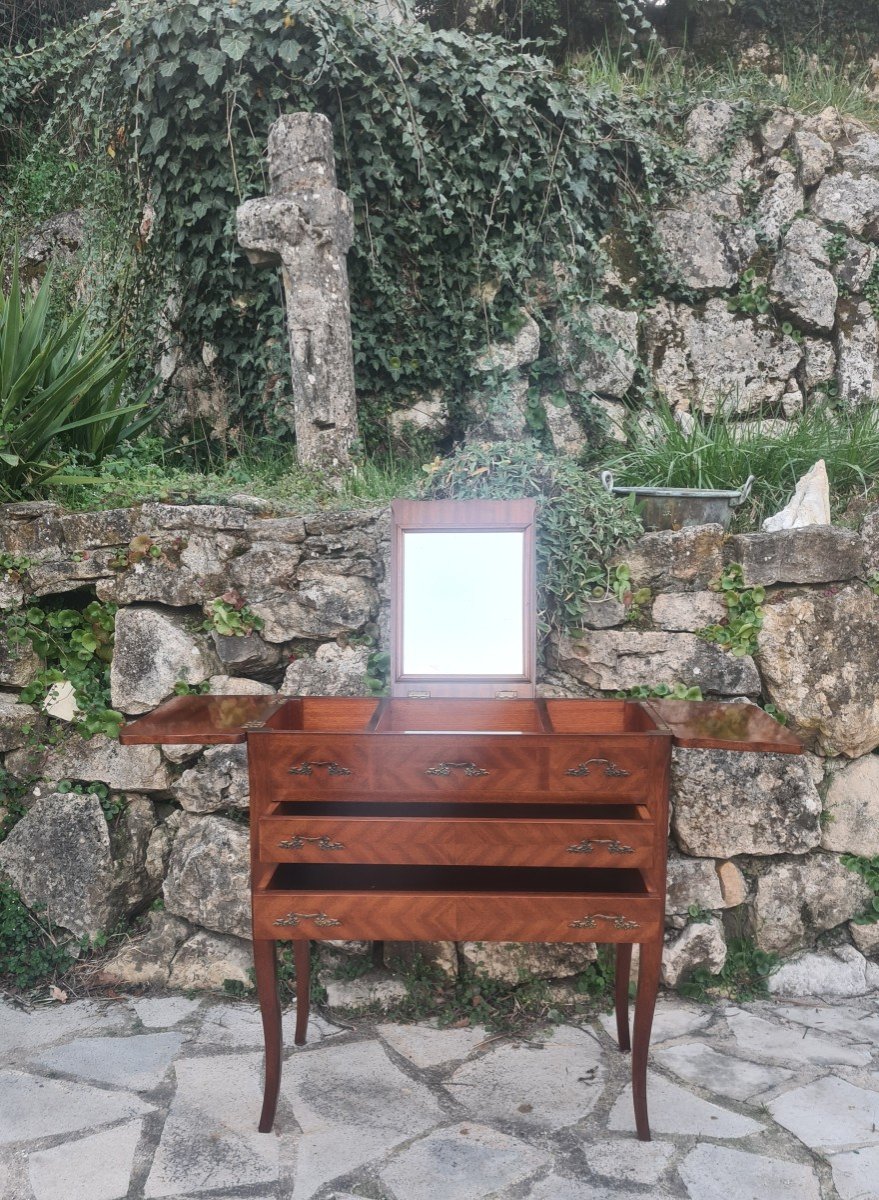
254, 890, 660, 943
255, 734, 654, 801
547, 743, 651, 797
456, 894, 662, 943
253, 891, 457, 941
258, 814, 654, 868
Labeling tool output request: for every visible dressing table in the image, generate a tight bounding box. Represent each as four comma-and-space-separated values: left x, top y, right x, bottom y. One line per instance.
121, 497, 801, 1141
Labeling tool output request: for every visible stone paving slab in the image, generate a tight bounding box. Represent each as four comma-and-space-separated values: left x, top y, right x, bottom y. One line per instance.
0, 992, 878, 1200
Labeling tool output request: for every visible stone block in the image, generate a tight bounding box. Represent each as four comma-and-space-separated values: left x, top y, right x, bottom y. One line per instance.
0, 694, 39, 751
280, 641, 370, 697
459, 941, 597, 985
821, 754, 879, 855
559, 303, 639, 398
555, 629, 760, 696
812, 170, 879, 236
758, 583, 879, 756
751, 852, 872, 954
679, 1145, 820, 1200
671, 748, 821, 857
666, 854, 723, 915
166, 929, 254, 990
110, 605, 220, 714
651, 591, 725, 631
0, 793, 157, 938
171, 744, 249, 813
835, 298, 879, 405
727, 526, 862, 585
617, 524, 724, 592
5, 734, 172, 791
662, 919, 726, 987
767, 944, 879, 997
163, 814, 250, 939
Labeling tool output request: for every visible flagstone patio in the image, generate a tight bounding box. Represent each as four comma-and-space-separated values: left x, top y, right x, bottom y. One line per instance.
1, 992, 877, 1200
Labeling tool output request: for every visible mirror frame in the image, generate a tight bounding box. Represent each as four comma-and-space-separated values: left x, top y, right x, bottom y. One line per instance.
390, 498, 537, 698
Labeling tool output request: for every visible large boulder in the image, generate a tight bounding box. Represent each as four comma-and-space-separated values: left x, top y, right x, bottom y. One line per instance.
4, 734, 172, 791
791, 130, 834, 187
726, 527, 862, 586
0, 793, 157, 938
751, 853, 872, 954
671, 749, 821, 858
643, 299, 801, 416
754, 170, 803, 246
554, 630, 760, 697
162, 814, 250, 939
837, 132, 879, 172
767, 944, 879, 998
758, 584, 879, 756
248, 573, 379, 643
110, 606, 219, 715
171, 745, 249, 814
821, 756, 879, 856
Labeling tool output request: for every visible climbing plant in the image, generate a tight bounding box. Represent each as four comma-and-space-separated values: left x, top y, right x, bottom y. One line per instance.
0, 0, 699, 447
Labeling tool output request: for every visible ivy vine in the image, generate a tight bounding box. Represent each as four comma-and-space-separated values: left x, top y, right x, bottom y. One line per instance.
0, 0, 698, 446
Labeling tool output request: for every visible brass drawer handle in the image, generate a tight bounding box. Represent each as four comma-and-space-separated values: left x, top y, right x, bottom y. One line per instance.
569, 913, 640, 930
273, 911, 341, 928
288, 760, 352, 777
565, 758, 631, 778
426, 761, 489, 778
278, 834, 345, 851
567, 838, 635, 855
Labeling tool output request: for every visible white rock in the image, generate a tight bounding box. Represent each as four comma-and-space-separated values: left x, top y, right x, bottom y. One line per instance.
726, 1007, 871, 1067
41, 679, 81, 722
767, 944, 879, 998
28, 1120, 143, 1200
662, 920, 727, 988
830, 1144, 879, 1200
653, 1041, 793, 1101
762, 460, 831, 531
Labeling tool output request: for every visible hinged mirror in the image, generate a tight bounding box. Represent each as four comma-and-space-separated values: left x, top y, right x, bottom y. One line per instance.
390, 498, 537, 698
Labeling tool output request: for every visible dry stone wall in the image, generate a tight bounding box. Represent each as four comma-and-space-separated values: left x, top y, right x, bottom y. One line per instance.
2, 498, 879, 998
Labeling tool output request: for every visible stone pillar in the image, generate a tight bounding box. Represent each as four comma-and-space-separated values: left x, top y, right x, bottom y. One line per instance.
237, 113, 359, 474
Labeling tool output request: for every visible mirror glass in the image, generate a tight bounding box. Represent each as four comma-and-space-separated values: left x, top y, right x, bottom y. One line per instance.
401, 530, 526, 676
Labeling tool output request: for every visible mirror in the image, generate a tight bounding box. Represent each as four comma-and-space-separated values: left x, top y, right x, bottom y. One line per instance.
390, 499, 537, 698
401, 531, 526, 676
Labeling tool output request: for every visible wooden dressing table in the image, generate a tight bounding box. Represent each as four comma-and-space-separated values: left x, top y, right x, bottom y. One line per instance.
121, 499, 801, 1141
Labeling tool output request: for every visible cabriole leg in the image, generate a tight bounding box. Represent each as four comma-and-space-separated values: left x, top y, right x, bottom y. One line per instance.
631, 937, 662, 1142
294, 938, 310, 1046
254, 937, 282, 1133
614, 942, 632, 1053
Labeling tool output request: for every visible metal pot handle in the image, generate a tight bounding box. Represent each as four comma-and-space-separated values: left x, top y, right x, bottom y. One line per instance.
731, 475, 756, 508
601, 470, 615, 494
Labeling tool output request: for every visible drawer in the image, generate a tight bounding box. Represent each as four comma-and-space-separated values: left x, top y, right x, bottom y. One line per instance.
251, 733, 654, 801
252, 864, 660, 944
258, 803, 654, 868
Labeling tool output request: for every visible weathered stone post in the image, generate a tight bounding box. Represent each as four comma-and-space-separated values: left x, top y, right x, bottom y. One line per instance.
237, 113, 359, 474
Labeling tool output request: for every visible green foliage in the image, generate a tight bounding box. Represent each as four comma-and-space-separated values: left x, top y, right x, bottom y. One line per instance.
0, 0, 696, 445
842, 853, 879, 925
426, 439, 642, 631
55, 778, 124, 822
365, 649, 391, 697
679, 936, 779, 1002
699, 563, 764, 658
686, 903, 713, 923
727, 268, 770, 315
616, 682, 704, 700
0, 767, 31, 840
825, 229, 848, 265
0, 881, 75, 990
202, 591, 264, 638
866, 258, 879, 323
608, 563, 651, 620
0, 246, 151, 500
6, 596, 123, 737
172, 678, 211, 697
761, 701, 788, 726
604, 401, 879, 526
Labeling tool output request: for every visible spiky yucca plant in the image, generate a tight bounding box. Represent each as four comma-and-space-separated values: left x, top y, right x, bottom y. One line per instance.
0, 247, 151, 500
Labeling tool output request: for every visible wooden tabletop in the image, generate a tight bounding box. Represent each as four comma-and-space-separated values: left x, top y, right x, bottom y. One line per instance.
642, 699, 802, 754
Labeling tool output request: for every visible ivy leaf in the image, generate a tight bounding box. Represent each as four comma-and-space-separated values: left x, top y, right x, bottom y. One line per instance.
219, 31, 251, 61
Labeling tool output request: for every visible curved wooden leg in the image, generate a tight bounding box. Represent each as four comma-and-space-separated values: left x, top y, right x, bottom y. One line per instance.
254, 937, 282, 1133
615, 943, 632, 1053
294, 938, 310, 1047
632, 938, 662, 1142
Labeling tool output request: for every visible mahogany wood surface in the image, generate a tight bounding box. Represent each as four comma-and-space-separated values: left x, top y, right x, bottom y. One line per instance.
258, 811, 655, 868
644, 698, 803, 753
120, 694, 286, 744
